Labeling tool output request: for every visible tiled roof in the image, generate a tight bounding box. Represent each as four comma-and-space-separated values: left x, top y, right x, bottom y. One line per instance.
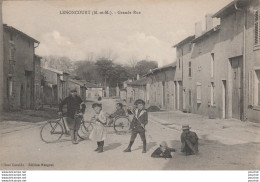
212, 0, 249, 18
4, 24, 39, 43
127, 77, 149, 86
173, 35, 195, 48
191, 25, 221, 43
144, 62, 176, 76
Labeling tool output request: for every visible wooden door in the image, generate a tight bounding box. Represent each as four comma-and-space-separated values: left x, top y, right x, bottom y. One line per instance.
231, 57, 243, 120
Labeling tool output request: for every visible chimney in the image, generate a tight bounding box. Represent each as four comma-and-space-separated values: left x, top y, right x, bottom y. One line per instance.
205, 14, 213, 31
136, 74, 140, 80
195, 22, 202, 38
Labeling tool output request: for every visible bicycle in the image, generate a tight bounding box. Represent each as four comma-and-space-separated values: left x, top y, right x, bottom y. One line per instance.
113, 115, 131, 134
40, 113, 93, 143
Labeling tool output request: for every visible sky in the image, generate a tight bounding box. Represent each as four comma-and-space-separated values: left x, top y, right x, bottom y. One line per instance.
2, 0, 232, 67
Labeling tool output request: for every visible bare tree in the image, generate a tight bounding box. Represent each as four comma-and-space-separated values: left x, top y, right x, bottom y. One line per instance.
128, 55, 138, 68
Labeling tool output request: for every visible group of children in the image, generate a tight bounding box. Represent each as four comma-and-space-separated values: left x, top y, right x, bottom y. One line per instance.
59, 89, 198, 157
89, 98, 199, 157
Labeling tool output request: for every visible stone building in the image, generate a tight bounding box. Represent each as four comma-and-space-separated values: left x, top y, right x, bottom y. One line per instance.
173, 0, 260, 122
41, 67, 69, 106
125, 77, 149, 105
85, 82, 103, 100
3, 24, 40, 110
68, 79, 87, 101
145, 63, 176, 110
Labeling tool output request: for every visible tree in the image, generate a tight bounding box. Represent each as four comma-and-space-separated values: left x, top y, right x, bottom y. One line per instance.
128, 56, 138, 68
95, 58, 115, 87
135, 60, 158, 76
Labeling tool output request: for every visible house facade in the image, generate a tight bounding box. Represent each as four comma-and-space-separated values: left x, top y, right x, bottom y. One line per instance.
68, 79, 87, 101
173, 0, 260, 122
85, 82, 103, 100
3, 24, 40, 110
145, 63, 176, 110
41, 67, 69, 106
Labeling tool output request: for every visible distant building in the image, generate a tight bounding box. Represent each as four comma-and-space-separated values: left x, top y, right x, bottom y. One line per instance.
145, 63, 176, 110
3, 24, 40, 110
85, 82, 103, 99
68, 79, 87, 100
41, 67, 69, 106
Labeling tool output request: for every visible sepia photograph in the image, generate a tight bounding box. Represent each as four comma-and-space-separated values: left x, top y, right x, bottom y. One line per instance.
0, 0, 259, 173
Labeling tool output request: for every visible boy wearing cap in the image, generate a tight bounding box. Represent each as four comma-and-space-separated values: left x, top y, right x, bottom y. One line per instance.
181, 125, 199, 155
124, 99, 148, 153
58, 89, 86, 144
151, 141, 176, 158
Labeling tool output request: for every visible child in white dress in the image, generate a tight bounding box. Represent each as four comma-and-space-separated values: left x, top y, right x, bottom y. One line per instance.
89, 103, 107, 153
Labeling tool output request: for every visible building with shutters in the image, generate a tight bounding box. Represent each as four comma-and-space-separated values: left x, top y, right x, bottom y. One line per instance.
173, 0, 260, 122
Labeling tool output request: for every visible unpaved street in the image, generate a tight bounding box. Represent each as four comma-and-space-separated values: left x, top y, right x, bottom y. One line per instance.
0, 99, 259, 170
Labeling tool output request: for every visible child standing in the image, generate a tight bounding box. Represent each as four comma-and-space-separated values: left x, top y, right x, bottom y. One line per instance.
123, 99, 148, 153
89, 103, 107, 153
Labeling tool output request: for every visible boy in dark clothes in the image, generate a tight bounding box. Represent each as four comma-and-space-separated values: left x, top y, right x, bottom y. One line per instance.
58, 89, 86, 144
181, 125, 199, 155
151, 141, 176, 158
123, 99, 148, 153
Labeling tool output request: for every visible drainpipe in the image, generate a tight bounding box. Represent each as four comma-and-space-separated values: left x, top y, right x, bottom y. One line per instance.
0, 0, 4, 112
235, 1, 247, 121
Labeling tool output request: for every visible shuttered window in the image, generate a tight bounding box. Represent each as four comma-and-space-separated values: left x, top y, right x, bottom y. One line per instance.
188, 61, 192, 77
197, 82, 202, 103
255, 10, 260, 46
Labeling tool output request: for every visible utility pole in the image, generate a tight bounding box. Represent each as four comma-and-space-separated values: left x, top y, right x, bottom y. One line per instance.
0, 0, 4, 112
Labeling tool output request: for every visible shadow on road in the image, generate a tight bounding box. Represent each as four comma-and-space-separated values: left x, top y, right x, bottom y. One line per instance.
104, 143, 121, 151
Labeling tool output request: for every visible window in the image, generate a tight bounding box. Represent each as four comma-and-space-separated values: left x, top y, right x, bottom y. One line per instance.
179, 58, 181, 69
189, 89, 192, 106
10, 33, 13, 41
210, 82, 215, 106
9, 47, 15, 61
255, 9, 260, 46
188, 61, 192, 77
249, 69, 260, 107
196, 82, 202, 103
211, 53, 214, 78
7, 78, 13, 99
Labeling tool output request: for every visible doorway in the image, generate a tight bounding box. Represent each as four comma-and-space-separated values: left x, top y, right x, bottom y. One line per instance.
230, 57, 243, 120
222, 80, 227, 119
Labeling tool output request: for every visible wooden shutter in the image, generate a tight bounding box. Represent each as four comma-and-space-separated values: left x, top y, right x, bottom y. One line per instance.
255, 10, 260, 45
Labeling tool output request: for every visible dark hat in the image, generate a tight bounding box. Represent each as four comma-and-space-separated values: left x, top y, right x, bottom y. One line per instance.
134, 99, 145, 105
182, 125, 191, 130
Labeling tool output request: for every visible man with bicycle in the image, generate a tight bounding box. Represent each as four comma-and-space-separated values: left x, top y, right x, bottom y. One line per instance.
58, 89, 86, 144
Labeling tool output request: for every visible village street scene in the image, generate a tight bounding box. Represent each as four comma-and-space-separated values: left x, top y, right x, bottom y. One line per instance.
0, 0, 260, 170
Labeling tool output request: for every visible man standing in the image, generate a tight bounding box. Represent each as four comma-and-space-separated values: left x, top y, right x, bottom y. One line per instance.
181, 125, 199, 155
58, 89, 86, 144
124, 99, 148, 153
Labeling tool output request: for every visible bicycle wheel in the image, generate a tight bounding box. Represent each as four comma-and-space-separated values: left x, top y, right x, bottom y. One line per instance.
113, 116, 130, 134
40, 120, 64, 143
78, 121, 93, 140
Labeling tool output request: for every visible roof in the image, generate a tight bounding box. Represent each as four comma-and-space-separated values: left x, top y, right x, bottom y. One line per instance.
85, 81, 101, 88
173, 35, 195, 48
4, 24, 40, 43
127, 77, 149, 86
69, 79, 86, 87
191, 25, 221, 43
144, 62, 176, 76
42, 67, 63, 75
212, 0, 249, 18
